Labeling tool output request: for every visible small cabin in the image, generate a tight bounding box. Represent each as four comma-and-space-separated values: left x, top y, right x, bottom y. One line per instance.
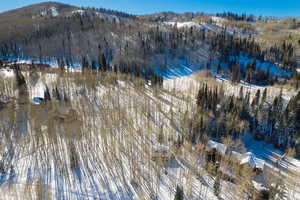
151, 144, 170, 163
230, 151, 265, 175
205, 140, 227, 163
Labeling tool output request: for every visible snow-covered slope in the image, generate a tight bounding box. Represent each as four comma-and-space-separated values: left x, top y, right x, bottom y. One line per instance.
164, 15, 254, 38
0, 68, 225, 200
70, 9, 120, 22
0, 65, 299, 200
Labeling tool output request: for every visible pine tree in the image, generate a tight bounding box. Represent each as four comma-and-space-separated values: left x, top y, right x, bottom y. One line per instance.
266, 64, 270, 82
214, 174, 221, 197
269, 181, 286, 200
99, 54, 107, 71
231, 63, 241, 83
239, 86, 244, 100
217, 63, 221, 74
44, 85, 51, 102
14, 64, 26, 87
252, 89, 261, 108
174, 185, 184, 200
82, 56, 89, 72
91, 60, 97, 70
53, 87, 61, 101
261, 88, 267, 106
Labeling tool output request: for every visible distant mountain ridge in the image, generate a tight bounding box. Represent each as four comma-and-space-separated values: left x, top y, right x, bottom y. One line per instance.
0, 2, 76, 17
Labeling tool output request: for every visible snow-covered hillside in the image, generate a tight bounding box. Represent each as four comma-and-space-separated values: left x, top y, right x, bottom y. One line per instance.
38, 6, 59, 17
0, 67, 226, 200
0, 64, 299, 200
164, 15, 254, 38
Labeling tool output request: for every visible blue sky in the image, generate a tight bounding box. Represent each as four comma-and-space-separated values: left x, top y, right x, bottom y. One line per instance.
0, 0, 299, 17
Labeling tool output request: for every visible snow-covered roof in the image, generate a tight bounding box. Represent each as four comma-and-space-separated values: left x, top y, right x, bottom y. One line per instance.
152, 144, 170, 158
252, 180, 268, 191
231, 151, 265, 170
211, 16, 227, 26
0, 68, 14, 78
31, 82, 46, 100
153, 144, 169, 152
72, 10, 85, 15
206, 140, 227, 155
164, 21, 199, 29
50, 7, 59, 17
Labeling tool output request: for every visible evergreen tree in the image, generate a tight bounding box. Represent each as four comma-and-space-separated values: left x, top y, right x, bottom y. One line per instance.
239, 86, 244, 100
214, 175, 221, 197
82, 56, 89, 72
174, 185, 184, 200
53, 87, 61, 101
269, 181, 286, 200
261, 88, 267, 106
44, 85, 51, 102
91, 60, 97, 70
266, 64, 270, 82
99, 54, 107, 71
231, 62, 241, 83
217, 63, 221, 74
252, 89, 261, 108
14, 64, 26, 87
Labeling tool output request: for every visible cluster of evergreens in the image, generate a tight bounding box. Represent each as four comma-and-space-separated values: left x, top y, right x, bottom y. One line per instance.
191, 84, 300, 157
216, 12, 256, 22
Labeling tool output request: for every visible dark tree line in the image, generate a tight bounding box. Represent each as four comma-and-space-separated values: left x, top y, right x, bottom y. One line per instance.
216, 12, 256, 22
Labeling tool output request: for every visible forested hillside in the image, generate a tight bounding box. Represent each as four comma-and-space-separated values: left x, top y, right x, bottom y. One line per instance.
0, 2, 300, 200
0, 2, 299, 86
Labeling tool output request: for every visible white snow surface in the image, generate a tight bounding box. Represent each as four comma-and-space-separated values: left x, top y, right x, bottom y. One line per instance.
95, 12, 120, 22
211, 16, 228, 27
0, 69, 228, 200
71, 10, 120, 22
50, 7, 59, 17
164, 17, 254, 38
164, 21, 222, 33
30, 81, 46, 100
0, 68, 14, 78
71, 9, 85, 15
0, 59, 299, 199
164, 21, 201, 29
40, 7, 59, 17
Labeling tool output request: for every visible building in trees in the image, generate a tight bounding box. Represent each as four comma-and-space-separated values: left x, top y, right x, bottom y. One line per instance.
151, 144, 171, 163
230, 151, 265, 175
205, 140, 227, 163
